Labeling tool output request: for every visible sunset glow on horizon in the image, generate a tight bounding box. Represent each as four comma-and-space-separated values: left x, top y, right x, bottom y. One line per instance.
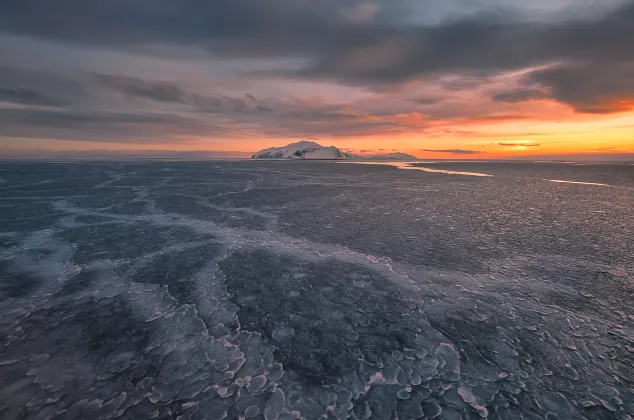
1, 0, 633, 160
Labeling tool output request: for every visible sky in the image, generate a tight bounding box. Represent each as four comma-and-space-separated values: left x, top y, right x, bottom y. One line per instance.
1, 0, 633, 159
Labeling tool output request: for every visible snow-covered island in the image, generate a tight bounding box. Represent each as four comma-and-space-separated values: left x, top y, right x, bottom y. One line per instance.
252, 141, 353, 159
252, 141, 417, 160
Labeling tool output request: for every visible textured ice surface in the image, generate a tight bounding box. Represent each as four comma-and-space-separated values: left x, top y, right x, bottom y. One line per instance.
0, 160, 633, 419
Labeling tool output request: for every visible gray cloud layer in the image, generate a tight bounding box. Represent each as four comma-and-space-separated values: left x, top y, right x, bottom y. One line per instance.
0, 66, 430, 142
2, 1, 633, 75
94, 73, 275, 113
0, 86, 66, 107
0, 107, 216, 143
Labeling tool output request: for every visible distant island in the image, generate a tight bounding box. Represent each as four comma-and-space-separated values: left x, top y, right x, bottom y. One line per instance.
252, 141, 417, 160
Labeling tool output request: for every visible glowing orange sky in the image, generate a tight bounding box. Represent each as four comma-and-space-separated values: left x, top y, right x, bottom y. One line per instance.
2, 95, 633, 159
5, 84, 632, 160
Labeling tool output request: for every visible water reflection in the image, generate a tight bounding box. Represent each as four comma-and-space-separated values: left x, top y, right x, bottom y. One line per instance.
342, 161, 493, 177
549, 179, 610, 186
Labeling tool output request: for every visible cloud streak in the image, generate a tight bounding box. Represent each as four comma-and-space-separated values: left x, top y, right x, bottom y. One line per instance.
490, 88, 550, 103
0, 86, 67, 107
499, 142, 540, 147
0, 107, 218, 143
94, 73, 274, 113
420, 149, 483, 155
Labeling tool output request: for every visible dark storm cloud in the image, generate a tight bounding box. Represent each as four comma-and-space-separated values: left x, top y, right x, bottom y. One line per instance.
490, 88, 551, 103
0, 0, 349, 56
522, 63, 634, 114
420, 149, 483, 155
286, 2, 633, 86
1, 1, 633, 72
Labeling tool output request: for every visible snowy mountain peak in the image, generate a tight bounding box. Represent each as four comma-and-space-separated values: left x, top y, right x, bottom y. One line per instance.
252, 141, 418, 161
285, 141, 323, 150
252, 141, 353, 160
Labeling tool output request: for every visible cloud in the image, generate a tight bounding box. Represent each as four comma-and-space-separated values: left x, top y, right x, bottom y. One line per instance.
510, 153, 634, 162
499, 142, 540, 147
0, 86, 67, 106
0, 148, 254, 159
587, 147, 633, 152
95, 74, 187, 103
0, 68, 434, 142
92, 73, 436, 138
0, 65, 88, 106
0, 0, 633, 147
2, 1, 632, 80
522, 62, 634, 114
0, 107, 219, 143
94, 73, 273, 113
410, 97, 444, 105
357, 148, 394, 154
420, 149, 483, 155
0, 0, 349, 55
340, 3, 380, 23
286, 2, 634, 91
490, 88, 550, 103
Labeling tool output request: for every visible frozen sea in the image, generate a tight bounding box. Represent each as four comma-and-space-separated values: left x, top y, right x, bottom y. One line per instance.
0, 159, 633, 420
